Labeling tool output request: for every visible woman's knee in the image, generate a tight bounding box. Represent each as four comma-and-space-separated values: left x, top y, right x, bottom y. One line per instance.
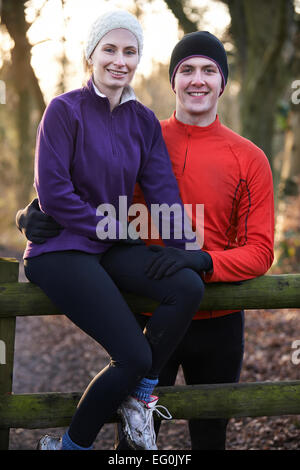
175, 269, 205, 307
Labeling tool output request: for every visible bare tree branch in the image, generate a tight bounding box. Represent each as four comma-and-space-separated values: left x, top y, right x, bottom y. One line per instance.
163, 0, 198, 33
30, 0, 48, 25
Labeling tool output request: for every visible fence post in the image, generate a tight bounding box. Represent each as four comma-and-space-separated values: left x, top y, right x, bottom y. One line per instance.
0, 258, 19, 450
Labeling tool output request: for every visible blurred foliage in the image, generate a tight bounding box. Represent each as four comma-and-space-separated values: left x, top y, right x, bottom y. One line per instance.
134, 62, 175, 121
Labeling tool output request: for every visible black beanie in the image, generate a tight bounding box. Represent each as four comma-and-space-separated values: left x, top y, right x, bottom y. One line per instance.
169, 31, 228, 93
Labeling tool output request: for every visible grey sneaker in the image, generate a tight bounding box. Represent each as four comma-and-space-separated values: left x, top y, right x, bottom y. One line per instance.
117, 395, 172, 450
37, 435, 62, 450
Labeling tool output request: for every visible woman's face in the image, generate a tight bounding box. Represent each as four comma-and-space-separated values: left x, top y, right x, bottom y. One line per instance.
90, 28, 139, 95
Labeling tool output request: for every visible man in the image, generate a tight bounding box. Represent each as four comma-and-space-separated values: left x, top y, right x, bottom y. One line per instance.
116, 30, 274, 450
16, 31, 274, 450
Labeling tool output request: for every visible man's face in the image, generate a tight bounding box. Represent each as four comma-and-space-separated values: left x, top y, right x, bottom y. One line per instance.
173, 56, 223, 125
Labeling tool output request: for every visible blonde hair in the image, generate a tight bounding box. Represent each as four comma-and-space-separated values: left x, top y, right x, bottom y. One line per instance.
82, 52, 93, 84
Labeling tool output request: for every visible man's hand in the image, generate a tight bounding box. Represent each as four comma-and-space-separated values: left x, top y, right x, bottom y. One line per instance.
145, 245, 213, 279
16, 198, 63, 244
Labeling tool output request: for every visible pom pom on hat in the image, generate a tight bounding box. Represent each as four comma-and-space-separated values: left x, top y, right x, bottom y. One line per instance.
85, 10, 144, 61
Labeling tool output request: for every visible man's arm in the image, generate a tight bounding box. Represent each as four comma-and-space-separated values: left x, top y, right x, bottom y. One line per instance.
204, 149, 274, 283
130, 183, 213, 278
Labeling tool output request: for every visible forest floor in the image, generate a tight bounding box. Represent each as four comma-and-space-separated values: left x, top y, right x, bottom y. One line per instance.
1, 191, 300, 451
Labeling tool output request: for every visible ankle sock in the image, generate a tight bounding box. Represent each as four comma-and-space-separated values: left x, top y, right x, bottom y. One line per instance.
61, 430, 93, 451
131, 376, 159, 403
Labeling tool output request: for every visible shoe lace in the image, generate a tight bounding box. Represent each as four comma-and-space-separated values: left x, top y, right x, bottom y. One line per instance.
142, 403, 172, 444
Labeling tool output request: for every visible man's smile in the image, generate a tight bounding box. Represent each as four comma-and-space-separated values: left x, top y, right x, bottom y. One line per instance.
187, 91, 209, 97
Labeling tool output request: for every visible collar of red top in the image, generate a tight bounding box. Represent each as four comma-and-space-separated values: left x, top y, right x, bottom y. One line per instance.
170, 111, 221, 135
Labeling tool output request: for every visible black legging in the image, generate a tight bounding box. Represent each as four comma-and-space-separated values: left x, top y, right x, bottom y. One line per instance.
116, 310, 244, 450
24, 244, 204, 447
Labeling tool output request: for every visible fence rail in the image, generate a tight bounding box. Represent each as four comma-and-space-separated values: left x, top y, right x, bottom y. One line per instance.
1, 381, 300, 430
1, 257, 300, 450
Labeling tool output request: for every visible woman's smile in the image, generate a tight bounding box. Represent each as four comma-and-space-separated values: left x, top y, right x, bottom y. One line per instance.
90, 28, 139, 108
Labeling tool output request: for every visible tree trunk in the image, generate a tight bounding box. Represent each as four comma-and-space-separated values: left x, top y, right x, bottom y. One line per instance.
224, 0, 296, 170
1, 0, 46, 207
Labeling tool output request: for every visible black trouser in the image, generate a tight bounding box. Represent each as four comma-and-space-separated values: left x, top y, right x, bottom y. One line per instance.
116, 310, 244, 450
24, 244, 204, 447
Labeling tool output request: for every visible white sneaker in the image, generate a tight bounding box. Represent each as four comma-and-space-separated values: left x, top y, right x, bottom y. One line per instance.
117, 395, 172, 450
37, 435, 62, 450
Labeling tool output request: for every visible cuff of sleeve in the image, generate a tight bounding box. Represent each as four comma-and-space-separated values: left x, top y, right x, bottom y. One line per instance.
202, 251, 217, 282
15, 210, 23, 232
201, 251, 213, 272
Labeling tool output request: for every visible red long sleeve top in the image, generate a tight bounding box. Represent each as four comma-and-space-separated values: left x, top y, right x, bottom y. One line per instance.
133, 112, 274, 319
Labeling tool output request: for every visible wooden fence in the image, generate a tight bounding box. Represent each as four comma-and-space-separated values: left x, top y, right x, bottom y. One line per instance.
1, 257, 300, 450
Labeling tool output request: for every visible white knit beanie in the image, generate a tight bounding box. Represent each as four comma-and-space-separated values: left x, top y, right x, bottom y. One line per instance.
85, 10, 144, 61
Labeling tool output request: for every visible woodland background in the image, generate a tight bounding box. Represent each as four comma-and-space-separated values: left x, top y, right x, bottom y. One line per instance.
0, 0, 300, 267
1, 0, 300, 450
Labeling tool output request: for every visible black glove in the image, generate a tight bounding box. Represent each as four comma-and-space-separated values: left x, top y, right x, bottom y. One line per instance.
16, 198, 63, 244
145, 245, 213, 279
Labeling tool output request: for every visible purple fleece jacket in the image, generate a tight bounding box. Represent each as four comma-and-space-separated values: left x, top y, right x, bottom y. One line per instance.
24, 78, 196, 259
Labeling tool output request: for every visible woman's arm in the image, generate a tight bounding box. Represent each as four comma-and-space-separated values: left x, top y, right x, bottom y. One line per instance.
138, 118, 200, 251
34, 97, 122, 242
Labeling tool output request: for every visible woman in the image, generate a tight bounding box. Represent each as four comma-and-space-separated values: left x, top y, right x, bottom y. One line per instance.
22, 10, 206, 451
